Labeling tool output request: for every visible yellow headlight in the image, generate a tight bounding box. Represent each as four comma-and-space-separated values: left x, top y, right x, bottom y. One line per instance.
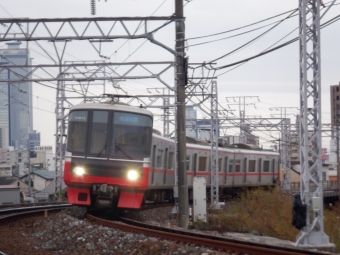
127, 170, 139, 181
74, 167, 85, 176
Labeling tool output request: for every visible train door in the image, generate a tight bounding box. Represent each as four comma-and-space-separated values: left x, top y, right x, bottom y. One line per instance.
218, 157, 222, 186
272, 159, 276, 184
192, 153, 197, 176
258, 158, 262, 183
243, 157, 247, 184
163, 148, 168, 185
224, 156, 228, 184
151, 145, 156, 185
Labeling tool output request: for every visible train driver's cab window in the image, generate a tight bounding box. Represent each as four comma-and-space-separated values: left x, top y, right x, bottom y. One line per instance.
186, 156, 190, 171
263, 161, 270, 172
67, 111, 88, 154
248, 160, 256, 172
89, 111, 109, 157
168, 152, 174, 170
234, 160, 241, 172
156, 149, 163, 168
198, 157, 207, 171
111, 112, 152, 160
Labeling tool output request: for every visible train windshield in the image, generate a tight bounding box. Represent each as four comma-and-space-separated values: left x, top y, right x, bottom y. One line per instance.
67, 111, 88, 154
111, 112, 153, 160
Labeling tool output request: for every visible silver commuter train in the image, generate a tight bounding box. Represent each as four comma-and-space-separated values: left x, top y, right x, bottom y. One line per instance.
64, 102, 280, 209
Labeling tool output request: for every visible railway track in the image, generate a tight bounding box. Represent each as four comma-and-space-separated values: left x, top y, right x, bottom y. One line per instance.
0, 203, 72, 221
86, 213, 330, 255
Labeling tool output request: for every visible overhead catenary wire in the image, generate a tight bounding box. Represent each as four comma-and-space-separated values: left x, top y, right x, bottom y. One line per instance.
212, 11, 340, 72
186, 8, 298, 41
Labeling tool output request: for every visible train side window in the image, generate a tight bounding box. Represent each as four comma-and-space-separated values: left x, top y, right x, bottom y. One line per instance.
186, 156, 190, 171
228, 159, 233, 173
272, 159, 275, 173
224, 157, 228, 172
192, 154, 197, 172
243, 158, 247, 172
198, 157, 207, 171
156, 149, 163, 168
263, 161, 270, 172
89, 111, 109, 156
248, 160, 256, 172
234, 160, 241, 172
168, 152, 174, 170
218, 158, 222, 172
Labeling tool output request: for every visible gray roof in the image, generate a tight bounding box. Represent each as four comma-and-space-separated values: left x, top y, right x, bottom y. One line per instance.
36, 178, 67, 195
0, 176, 19, 185
20, 170, 55, 180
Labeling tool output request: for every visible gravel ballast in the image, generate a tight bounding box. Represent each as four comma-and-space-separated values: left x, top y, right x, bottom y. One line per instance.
0, 207, 235, 255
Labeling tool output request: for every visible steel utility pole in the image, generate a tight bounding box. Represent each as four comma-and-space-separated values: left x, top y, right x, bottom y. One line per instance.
225, 96, 259, 144
297, 0, 332, 247
175, 0, 189, 229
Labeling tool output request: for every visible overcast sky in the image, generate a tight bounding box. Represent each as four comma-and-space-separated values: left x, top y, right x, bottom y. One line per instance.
1, 0, 339, 150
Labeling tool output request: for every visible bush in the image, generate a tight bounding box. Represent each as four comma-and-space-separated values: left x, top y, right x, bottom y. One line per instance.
208, 188, 340, 251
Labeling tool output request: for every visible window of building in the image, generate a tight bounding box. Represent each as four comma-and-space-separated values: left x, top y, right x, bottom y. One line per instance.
337, 96, 339, 101
198, 157, 207, 171
248, 160, 256, 172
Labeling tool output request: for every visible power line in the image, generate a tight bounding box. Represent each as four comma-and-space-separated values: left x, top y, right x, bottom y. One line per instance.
209, 9, 298, 64
186, 8, 297, 41
213, 12, 340, 72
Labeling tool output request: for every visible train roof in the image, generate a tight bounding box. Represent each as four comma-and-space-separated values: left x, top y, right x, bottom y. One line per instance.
152, 133, 279, 156
69, 102, 153, 117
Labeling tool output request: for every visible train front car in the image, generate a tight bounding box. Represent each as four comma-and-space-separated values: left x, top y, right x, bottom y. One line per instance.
64, 103, 153, 209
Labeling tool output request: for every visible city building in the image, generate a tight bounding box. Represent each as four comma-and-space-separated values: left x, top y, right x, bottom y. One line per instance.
31, 146, 55, 171
330, 82, 340, 131
19, 170, 55, 197
0, 42, 33, 150
185, 106, 197, 138
0, 127, 9, 148
29, 130, 40, 151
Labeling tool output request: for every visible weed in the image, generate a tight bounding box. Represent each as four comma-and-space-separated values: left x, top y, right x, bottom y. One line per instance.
207, 187, 340, 252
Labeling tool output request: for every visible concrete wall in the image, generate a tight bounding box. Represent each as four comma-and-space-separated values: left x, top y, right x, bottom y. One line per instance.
0, 186, 20, 205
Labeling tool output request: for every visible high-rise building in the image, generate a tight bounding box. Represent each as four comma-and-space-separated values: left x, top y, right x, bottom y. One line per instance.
29, 130, 40, 151
330, 82, 340, 131
185, 106, 197, 138
0, 42, 33, 149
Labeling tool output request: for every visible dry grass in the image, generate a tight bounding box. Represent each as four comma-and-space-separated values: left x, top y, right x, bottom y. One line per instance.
207, 188, 340, 251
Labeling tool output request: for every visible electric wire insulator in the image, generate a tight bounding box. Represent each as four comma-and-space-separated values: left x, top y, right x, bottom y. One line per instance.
91, 0, 96, 15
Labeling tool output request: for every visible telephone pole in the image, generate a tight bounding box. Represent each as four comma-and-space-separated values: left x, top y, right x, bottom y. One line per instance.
175, 0, 189, 229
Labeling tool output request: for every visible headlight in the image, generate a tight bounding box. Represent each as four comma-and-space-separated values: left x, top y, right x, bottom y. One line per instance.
74, 167, 85, 176
127, 170, 139, 181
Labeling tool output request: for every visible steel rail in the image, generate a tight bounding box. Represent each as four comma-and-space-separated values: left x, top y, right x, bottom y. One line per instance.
86, 214, 325, 255
0, 203, 71, 220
